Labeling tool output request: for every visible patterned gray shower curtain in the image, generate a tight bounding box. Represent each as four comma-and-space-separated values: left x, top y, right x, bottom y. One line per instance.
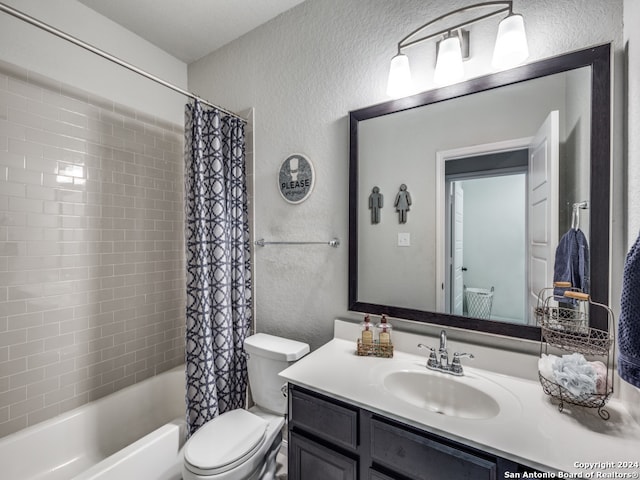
184, 101, 252, 436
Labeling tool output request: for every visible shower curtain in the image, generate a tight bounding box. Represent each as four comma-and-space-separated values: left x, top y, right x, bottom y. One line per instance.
184, 101, 252, 436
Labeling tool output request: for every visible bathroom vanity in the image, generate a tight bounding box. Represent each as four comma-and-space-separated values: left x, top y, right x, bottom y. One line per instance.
288, 384, 539, 479
279, 320, 640, 480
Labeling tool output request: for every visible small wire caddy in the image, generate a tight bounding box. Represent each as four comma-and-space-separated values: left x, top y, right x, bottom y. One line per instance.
536, 284, 615, 419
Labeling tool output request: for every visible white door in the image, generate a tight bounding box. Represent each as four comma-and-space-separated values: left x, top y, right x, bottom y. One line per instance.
451, 182, 465, 315
528, 111, 559, 324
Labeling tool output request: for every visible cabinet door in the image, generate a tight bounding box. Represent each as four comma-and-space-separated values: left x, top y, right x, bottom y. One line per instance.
371, 419, 497, 480
290, 386, 359, 451
289, 431, 357, 480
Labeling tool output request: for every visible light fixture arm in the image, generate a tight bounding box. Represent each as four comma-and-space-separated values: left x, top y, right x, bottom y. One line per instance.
396, 1, 513, 53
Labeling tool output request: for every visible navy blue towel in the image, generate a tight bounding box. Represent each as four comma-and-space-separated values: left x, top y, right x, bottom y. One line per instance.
619, 231, 640, 388
553, 228, 590, 300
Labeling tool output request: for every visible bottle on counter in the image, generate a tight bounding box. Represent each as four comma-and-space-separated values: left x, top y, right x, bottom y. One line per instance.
376, 315, 392, 345
361, 314, 374, 345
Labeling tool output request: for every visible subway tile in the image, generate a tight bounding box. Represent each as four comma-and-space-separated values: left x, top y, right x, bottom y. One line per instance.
43, 333, 74, 352
27, 323, 59, 342
87, 382, 114, 402
58, 393, 88, 413
44, 384, 75, 406
0, 62, 186, 436
7, 166, 42, 188
60, 317, 89, 335
100, 110, 124, 128
26, 376, 59, 397
74, 374, 102, 395
7, 107, 45, 129
0, 150, 26, 171
8, 340, 43, 361
0, 416, 27, 437
101, 134, 125, 149
9, 367, 44, 389
42, 308, 75, 324
10, 394, 44, 421
52, 360, 81, 384
7, 77, 43, 102
25, 212, 57, 228
0, 90, 28, 113
0, 119, 27, 144
25, 184, 56, 201
7, 135, 45, 159
100, 366, 124, 386
87, 336, 114, 353
27, 403, 60, 426
124, 359, 147, 377
27, 350, 61, 370
134, 368, 155, 383
59, 342, 87, 362
0, 356, 27, 380
0, 328, 27, 348
8, 283, 43, 301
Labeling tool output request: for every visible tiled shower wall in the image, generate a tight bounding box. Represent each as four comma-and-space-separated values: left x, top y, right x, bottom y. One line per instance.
0, 60, 186, 437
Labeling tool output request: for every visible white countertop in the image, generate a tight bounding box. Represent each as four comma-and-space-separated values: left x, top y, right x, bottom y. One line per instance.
279, 322, 640, 475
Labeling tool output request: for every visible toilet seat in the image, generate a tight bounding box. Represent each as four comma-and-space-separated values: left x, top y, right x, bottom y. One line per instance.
184, 409, 268, 476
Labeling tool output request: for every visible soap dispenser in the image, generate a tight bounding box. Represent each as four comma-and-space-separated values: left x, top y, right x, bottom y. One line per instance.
361, 314, 374, 345
376, 315, 392, 345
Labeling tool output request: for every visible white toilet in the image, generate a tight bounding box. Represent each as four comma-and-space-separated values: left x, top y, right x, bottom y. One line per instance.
182, 333, 310, 480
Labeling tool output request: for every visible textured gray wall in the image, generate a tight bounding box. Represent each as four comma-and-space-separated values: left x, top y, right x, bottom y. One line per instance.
188, 0, 625, 351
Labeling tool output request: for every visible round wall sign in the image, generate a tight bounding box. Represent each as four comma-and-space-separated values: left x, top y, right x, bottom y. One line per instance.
278, 153, 315, 204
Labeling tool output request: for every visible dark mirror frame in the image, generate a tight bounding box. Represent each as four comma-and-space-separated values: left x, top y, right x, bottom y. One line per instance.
348, 44, 611, 340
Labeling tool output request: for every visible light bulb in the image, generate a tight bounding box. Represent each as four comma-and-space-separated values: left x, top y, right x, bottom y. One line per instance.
492, 14, 529, 70
434, 35, 464, 86
386, 53, 412, 98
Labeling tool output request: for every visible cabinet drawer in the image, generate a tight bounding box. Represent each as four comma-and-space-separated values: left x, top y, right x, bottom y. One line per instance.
369, 469, 398, 480
290, 387, 359, 450
371, 418, 497, 480
290, 431, 357, 480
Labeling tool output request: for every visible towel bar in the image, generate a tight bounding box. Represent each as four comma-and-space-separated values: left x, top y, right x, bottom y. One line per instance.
255, 238, 340, 248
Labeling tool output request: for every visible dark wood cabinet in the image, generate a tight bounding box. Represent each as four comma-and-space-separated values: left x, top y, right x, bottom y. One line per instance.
288, 384, 543, 480
370, 418, 497, 480
289, 431, 358, 480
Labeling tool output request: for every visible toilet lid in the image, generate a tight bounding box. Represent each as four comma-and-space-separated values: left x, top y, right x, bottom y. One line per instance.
184, 409, 268, 475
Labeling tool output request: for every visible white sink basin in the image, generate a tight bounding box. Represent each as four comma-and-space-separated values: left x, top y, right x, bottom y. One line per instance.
383, 370, 503, 419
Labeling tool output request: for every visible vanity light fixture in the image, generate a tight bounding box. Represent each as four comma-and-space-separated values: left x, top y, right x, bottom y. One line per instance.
386, 1, 529, 96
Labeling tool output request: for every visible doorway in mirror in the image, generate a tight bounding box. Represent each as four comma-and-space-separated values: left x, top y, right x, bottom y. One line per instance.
443, 151, 528, 324
438, 110, 560, 327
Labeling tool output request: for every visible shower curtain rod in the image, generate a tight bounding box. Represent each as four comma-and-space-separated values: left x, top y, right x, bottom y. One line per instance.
0, 2, 246, 123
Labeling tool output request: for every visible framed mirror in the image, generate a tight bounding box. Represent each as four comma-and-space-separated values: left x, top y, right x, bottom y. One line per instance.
349, 44, 610, 340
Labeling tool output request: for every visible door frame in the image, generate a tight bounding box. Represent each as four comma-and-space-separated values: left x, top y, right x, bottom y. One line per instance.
435, 138, 532, 312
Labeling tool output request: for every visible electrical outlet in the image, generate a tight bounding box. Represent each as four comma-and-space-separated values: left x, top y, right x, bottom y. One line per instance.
398, 232, 411, 247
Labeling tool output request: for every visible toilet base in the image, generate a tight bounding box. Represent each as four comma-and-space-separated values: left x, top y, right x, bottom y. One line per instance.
182, 407, 284, 480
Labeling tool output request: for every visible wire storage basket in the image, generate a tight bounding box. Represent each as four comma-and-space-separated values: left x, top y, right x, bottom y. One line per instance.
535, 284, 613, 355
464, 286, 494, 319
536, 285, 615, 419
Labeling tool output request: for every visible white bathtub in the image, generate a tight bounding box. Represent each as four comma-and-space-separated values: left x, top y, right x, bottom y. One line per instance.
0, 366, 187, 480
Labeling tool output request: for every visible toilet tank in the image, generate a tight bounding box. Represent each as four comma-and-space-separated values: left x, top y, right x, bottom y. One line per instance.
244, 333, 310, 415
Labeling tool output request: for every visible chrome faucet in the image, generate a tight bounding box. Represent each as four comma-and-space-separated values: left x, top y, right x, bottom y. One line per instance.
418, 330, 474, 376
438, 329, 448, 369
